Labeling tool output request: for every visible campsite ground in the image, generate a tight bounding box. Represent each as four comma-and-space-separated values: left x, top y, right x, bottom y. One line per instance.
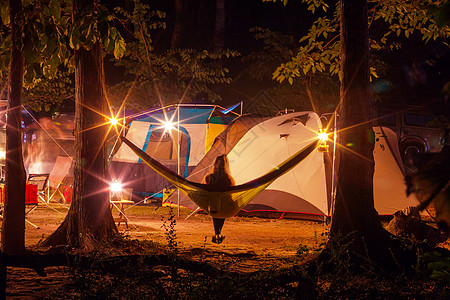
7, 204, 329, 296
25, 204, 329, 267
7, 204, 450, 298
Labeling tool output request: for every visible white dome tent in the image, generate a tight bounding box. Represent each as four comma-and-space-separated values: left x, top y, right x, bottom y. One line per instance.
167, 111, 421, 220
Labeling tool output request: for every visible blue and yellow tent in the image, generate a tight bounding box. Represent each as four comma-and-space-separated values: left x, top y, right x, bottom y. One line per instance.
109, 104, 239, 200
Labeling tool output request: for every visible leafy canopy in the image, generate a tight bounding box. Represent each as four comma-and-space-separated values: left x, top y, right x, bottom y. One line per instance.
0, 0, 239, 112
108, 0, 240, 110
0, 0, 126, 111
264, 0, 450, 84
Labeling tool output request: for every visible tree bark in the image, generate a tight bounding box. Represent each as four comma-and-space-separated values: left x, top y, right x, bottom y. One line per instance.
329, 0, 392, 265
2, 0, 27, 255
42, 0, 117, 250
171, 0, 184, 48
214, 0, 226, 51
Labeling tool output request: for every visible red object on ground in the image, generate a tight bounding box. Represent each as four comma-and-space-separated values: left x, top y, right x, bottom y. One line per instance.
26, 184, 38, 204
63, 187, 73, 202
0, 184, 38, 204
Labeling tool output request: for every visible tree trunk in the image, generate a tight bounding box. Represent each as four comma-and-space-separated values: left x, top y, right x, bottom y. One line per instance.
42, 0, 117, 250
1, 0, 26, 255
329, 0, 392, 265
171, 0, 184, 48
214, 0, 226, 51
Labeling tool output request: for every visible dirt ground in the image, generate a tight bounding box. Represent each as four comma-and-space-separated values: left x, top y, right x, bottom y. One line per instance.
24, 203, 329, 263
6, 203, 329, 297
7, 203, 450, 298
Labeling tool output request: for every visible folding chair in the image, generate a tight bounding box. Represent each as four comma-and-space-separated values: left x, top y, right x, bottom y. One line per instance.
42, 156, 73, 203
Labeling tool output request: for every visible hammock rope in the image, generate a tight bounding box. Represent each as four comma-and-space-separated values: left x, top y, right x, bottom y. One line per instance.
121, 136, 319, 218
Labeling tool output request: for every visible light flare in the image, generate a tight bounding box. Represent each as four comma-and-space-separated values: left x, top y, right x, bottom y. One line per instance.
317, 129, 329, 143
110, 117, 118, 126
316, 128, 330, 152
110, 180, 122, 192
163, 120, 175, 133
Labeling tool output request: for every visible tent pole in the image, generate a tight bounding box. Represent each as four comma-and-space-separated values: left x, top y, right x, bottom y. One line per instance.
330, 111, 338, 221
177, 105, 181, 219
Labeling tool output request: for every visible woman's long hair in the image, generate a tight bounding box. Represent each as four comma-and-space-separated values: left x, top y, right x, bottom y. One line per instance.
205, 154, 235, 186
213, 155, 230, 174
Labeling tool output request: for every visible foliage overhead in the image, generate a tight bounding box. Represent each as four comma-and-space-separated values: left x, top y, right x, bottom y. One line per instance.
0, 0, 239, 112
108, 0, 239, 111
243, 27, 339, 112
264, 0, 450, 85
0, 0, 126, 111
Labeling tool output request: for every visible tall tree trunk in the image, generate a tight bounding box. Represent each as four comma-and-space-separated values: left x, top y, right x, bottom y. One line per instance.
42, 0, 117, 250
1, 0, 26, 255
214, 0, 225, 51
329, 0, 392, 265
171, 0, 184, 48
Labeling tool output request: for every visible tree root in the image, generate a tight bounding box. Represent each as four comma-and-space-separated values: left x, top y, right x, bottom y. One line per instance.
3, 251, 233, 278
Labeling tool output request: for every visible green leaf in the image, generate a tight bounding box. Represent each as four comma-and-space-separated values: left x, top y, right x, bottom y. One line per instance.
0, 2, 9, 25
69, 27, 81, 50
24, 67, 36, 85
114, 35, 126, 59
272, 69, 280, 79
303, 64, 311, 75
299, 35, 309, 43
49, 0, 61, 20
109, 26, 117, 41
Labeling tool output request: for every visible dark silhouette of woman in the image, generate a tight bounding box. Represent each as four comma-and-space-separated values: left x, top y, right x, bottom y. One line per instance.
203, 154, 235, 244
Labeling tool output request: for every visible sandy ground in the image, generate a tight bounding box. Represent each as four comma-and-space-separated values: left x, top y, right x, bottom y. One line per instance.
2, 203, 328, 299
8, 203, 450, 297
24, 203, 329, 262
4, 203, 330, 296
21, 203, 330, 274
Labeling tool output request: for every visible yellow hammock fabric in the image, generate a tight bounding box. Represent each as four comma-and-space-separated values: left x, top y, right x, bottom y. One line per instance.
121, 137, 319, 218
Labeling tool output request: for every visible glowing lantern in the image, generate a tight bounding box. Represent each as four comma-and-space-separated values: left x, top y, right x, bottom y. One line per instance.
317, 129, 329, 152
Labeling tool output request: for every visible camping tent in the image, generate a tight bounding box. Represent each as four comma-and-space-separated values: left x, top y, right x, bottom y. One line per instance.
110, 104, 239, 200
167, 111, 420, 220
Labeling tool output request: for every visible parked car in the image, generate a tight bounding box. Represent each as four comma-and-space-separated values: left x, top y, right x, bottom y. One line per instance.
374, 106, 445, 172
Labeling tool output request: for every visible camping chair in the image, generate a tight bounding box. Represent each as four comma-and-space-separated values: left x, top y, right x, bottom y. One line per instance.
41, 156, 73, 204
110, 188, 134, 228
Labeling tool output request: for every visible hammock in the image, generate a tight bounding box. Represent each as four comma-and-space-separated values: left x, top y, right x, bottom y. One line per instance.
121, 136, 319, 218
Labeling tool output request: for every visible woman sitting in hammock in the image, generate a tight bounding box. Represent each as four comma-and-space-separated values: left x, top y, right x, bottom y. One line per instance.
203, 154, 235, 244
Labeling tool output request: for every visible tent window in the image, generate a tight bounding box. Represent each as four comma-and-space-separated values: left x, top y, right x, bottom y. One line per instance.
146, 129, 187, 160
